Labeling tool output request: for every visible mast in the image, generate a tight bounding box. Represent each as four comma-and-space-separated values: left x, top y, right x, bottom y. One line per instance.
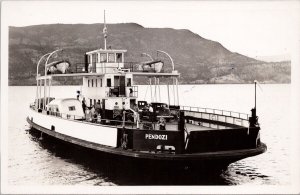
254, 80, 257, 110
103, 10, 108, 50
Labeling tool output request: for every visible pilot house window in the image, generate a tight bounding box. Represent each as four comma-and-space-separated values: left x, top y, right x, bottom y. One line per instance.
116, 53, 122, 63
108, 53, 115, 62
100, 53, 107, 62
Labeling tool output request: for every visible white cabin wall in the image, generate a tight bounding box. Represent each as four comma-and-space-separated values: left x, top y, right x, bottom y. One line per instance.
104, 97, 131, 110
60, 100, 84, 117
95, 77, 106, 98
82, 76, 107, 107
28, 110, 118, 147
95, 63, 124, 74
81, 73, 136, 108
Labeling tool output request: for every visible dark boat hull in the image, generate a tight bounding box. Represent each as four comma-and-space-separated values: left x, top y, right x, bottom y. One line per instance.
27, 117, 267, 170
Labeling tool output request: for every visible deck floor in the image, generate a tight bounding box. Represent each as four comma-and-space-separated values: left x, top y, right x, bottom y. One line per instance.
44, 109, 216, 131
121, 121, 214, 131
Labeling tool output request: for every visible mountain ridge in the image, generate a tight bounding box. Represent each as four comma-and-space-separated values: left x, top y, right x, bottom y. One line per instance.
8, 23, 290, 85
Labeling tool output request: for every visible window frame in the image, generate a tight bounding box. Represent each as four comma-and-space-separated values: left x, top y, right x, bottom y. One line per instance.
108, 53, 115, 63
116, 53, 123, 63
68, 106, 76, 111
100, 53, 107, 63
107, 78, 111, 87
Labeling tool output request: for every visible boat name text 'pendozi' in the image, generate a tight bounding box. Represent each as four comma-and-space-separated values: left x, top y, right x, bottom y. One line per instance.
145, 134, 168, 140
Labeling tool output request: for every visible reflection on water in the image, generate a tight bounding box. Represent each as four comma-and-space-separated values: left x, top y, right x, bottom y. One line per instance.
7, 85, 291, 185
27, 129, 232, 185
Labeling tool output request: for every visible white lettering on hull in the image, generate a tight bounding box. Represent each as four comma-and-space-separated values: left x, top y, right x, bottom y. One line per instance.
145, 134, 168, 140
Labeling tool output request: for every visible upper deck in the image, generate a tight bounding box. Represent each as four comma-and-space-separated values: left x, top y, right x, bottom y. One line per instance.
37, 46, 179, 80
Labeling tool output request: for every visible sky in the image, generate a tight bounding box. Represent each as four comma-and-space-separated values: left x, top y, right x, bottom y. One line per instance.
2, 1, 300, 59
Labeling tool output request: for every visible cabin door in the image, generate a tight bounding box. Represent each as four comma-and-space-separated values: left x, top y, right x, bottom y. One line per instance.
119, 76, 125, 96
102, 99, 106, 119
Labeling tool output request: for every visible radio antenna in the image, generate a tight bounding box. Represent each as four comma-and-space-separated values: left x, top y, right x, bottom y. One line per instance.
103, 10, 108, 50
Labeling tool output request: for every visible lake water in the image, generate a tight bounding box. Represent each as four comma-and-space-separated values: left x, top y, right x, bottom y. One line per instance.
6, 84, 291, 186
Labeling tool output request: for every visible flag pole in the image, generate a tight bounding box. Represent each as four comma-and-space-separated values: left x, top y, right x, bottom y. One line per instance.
103, 10, 107, 50
254, 80, 257, 110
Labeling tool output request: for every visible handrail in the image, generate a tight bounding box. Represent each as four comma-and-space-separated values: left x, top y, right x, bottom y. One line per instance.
30, 104, 249, 129
106, 86, 138, 98
52, 61, 171, 74
30, 106, 178, 130
69, 65, 129, 74
179, 105, 249, 120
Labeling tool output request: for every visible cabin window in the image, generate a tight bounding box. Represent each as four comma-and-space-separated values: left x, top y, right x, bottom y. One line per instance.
92, 79, 94, 87
116, 53, 122, 63
88, 80, 90, 87
88, 55, 91, 63
127, 78, 132, 86
68, 106, 76, 111
100, 79, 102, 87
100, 53, 107, 62
108, 53, 115, 62
96, 79, 98, 87
107, 78, 111, 87
94, 99, 96, 106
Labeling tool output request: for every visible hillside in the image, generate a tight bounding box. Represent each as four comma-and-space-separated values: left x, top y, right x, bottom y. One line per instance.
8, 23, 290, 85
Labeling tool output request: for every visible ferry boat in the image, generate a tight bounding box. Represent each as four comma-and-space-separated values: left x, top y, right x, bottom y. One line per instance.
27, 13, 266, 171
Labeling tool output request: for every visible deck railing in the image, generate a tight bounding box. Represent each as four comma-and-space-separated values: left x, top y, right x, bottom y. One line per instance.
107, 86, 138, 98
180, 105, 249, 120
51, 62, 162, 74
179, 105, 249, 128
30, 106, 177, 130
64, 62, 139, 74
30, 103, 250, 129
70, 64, 130, 74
